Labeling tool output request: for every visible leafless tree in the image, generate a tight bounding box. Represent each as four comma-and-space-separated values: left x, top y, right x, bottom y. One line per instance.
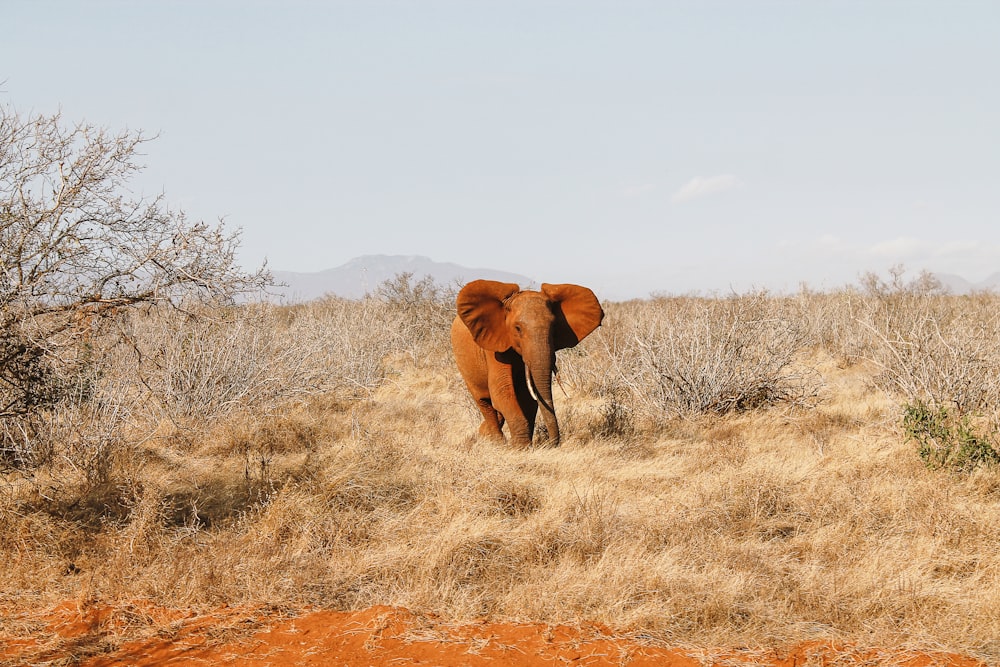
1, 105, 270, 463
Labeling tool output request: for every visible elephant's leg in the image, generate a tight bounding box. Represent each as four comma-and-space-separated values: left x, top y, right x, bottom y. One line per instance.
503, 395, 537, 447
504, 413, 532, 448
498, 362, 537, 448
483, 374, 526, 446
475, 398, 505, 442
521, 395, 538, 443
453, 318, 504, 442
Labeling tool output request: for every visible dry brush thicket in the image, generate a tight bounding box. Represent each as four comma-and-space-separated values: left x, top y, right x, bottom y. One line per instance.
1, 105, 268, 469
3, 280, 1000, 659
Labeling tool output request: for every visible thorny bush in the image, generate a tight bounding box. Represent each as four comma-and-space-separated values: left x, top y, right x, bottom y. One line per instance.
572, 292, 820, 420
853, 268, 1000, 413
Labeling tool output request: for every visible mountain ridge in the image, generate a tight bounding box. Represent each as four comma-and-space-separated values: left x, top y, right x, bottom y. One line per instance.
930, 272, 1000, 294
270, 254, 535, 302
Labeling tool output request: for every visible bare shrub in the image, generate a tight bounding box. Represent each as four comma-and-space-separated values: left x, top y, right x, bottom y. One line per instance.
97, 296, 406, 436
123, 304, 329, 425
794, 287, 871, 367
40, 372, 143, 490
373, 272, 457, 363
3, 293, 408, 488
294, 297, 403, 394
583, 292, 819, 420
854, 267, 1000, 412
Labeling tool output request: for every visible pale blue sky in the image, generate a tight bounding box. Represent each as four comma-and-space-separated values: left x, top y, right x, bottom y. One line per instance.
3, 1, 998, 298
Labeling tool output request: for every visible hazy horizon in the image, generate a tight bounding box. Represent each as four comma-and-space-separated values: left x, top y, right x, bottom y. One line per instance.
268, 252, 998, 301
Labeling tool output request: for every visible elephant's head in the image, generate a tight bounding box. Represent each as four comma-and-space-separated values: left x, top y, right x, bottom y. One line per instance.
456, 280, 604, 445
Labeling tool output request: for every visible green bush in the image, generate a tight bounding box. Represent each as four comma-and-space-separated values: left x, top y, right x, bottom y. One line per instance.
903, 401, 1000, 472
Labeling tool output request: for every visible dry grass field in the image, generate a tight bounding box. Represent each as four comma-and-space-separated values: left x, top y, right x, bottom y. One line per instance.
3, 275, 1000, 664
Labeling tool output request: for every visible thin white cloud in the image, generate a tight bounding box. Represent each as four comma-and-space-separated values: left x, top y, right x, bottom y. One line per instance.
864, 236, 929, 258
671, 174, 743, 204
934, 239, 982, 256
864, 236, 986, 261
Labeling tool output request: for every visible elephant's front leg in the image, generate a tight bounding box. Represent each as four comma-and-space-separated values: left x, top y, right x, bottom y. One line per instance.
474, 398, 505, 442
488, 354, 537, 448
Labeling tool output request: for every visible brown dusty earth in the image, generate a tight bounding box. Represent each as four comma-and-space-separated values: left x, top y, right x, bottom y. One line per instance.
0, 602, 988, 667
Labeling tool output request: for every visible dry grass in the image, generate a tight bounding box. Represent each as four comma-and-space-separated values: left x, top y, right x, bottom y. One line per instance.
3, 285, 1000, 661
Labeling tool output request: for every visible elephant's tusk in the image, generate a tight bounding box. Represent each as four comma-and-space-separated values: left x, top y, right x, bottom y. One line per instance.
526, 364, 556, 413
526, 363, 540, 402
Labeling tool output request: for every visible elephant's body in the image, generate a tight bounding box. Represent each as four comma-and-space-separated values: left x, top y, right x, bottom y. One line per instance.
451, 317, 539, 445
451, 280, 604, 448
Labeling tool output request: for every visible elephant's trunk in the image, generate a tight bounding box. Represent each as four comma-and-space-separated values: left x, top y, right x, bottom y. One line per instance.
525, 358, 560, 447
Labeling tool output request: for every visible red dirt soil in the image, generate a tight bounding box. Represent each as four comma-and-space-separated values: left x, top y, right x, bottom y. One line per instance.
0, 601, 988, 667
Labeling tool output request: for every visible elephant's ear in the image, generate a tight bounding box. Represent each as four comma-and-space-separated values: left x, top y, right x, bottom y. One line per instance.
541, 283, 605, 350
457, 280, 520, 352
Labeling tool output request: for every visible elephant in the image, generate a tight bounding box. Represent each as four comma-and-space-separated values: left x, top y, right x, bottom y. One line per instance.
451, 279, 604, 448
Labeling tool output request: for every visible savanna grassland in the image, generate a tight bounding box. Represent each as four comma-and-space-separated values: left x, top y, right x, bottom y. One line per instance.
3, 274, 1000, 664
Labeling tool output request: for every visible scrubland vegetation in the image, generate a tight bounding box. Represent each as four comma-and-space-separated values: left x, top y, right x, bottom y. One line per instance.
4, 270, 1000, 660
3, 107, 999, 660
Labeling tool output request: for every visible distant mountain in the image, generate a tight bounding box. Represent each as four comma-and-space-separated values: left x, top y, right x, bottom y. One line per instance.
976, 272, 1000, 291
270, 255, 535, 302
934, 272, 1000, 294
934, 273, 975, 294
